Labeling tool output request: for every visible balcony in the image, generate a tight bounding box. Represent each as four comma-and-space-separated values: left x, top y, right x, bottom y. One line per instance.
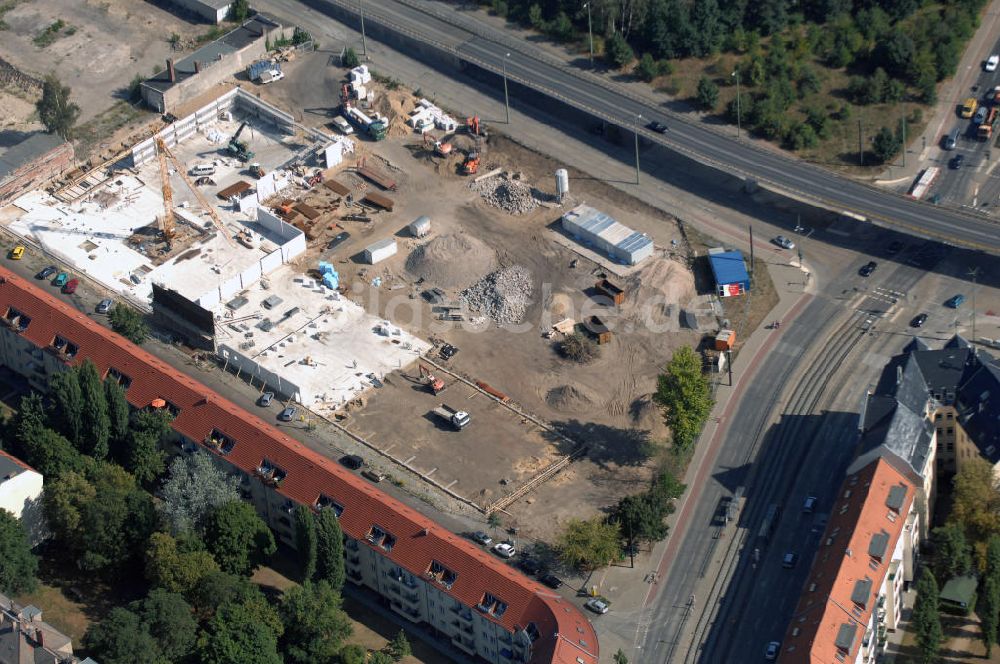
347, 569, 363, 583
347, 554, 361, 566
403, 591, 420, 604
451, 635, 476, 655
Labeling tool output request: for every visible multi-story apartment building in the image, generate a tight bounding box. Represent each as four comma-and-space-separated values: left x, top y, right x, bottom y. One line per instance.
780, 456, 918, 663
0, 266, 599, 664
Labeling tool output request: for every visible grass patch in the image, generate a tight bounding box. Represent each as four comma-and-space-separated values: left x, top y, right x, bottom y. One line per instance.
73, 100, 148, 161
14, 582, 91, 644
195, 25, 225, 45
33, 19, 70, 48
0, 0, 25, 30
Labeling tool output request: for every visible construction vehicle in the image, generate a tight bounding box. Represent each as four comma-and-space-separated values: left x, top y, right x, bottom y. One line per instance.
227, 122, 254, 162
418, 364, 445, 394
979, 107, 1000, 141
248, 163, 265, 178
155, 139, 176, 239
432, 404, 470, 430
466, 115, 486, 137
156, 139, 235, 247
343, 105, 386, 141
423, 133, 452, 156
461, 151, 480, 175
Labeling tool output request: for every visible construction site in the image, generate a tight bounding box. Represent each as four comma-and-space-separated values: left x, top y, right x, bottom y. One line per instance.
0, 56, 718, 537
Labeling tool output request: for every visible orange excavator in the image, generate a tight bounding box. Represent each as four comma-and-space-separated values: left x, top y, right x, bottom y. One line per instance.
461, 151, 480, 175
419, 364, 445, 394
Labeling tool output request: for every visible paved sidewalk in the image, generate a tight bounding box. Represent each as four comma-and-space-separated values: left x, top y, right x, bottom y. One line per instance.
589, 257, 816, 660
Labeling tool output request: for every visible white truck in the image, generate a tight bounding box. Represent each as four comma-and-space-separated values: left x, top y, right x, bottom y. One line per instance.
432, 404, 470, 430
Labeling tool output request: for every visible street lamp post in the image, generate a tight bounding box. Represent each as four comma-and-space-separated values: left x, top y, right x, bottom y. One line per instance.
583, 2, 594, 68
359, 0, 368, 59
634, 113, 642, 185
502, 52, 511, 124
731, 70, 741, 141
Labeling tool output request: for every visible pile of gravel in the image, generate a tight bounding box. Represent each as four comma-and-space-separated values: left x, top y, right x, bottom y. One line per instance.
460, 265, 533, 325
405, 234, 498, 290
470, 174, 537, 214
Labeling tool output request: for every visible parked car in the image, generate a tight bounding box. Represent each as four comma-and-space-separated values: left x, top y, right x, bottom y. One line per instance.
493, 542, 516, 558
96, 299, 113, 314
339, 454, 364, 470
584, 598, 609, 614
646, 120, 668, 134
361, 469, 386, 483
987, 54, 999, 72
277, 406, 297, 422
950, 154, 966, 169
35, 265, 56, 280
8, 245, 24, 260
782, 552, 798, 569
975, 105, 990, 124
945, 294, 966, 308
765, 641, 780, 661
802, 496, 817, 513
258, 391, 274, 407
53, 272, 68, 287
327, 232, 351, 251
539, 573, 563, 589
773, 235, 795, 250
62, 279, 79, 294
518, 558, 541, 575
910, 313, 929, 328
470, 531, 493, 546
962, 97, 978, 118
859, 261, 877, 277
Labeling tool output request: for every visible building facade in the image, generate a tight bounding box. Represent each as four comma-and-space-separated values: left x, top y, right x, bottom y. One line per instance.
0, 266, 598, 664
0, 133, 74, 205
0, 450, 45, 546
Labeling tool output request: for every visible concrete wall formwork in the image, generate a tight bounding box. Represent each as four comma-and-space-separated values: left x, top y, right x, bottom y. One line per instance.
218, 344, 302, 400
234, 88, 296, 135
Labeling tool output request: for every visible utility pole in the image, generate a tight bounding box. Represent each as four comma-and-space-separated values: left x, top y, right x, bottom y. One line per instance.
502, 53, 511, 124
731, 71, 741, 140
748, 225, 754, 283
634, 113, 642, 185
359, 0, 368, 59
970, 266, 981, 343
901, 114, 906, 168
583, 2, 594, 68
858, 120, 864, 167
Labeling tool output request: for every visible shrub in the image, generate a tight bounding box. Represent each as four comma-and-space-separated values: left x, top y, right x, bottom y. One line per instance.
557, 332, 598, 363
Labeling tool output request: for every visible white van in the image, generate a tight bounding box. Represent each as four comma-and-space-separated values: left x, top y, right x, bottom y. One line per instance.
332, 116, 354, 135
190, 163, 216, 176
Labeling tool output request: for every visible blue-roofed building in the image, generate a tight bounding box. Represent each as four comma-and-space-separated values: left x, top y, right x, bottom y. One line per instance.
707, 247, 750, 297
560, 205, 654, 266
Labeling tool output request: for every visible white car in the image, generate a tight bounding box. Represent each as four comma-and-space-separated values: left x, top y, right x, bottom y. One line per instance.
773, 235, 795, 250
584, 598, 609, 614
987, 54, 999, 72
492, 542, 516, 558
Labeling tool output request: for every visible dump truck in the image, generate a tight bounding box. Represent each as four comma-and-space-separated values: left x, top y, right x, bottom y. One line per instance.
979, 107, 999, 140
432, 404, 470, 430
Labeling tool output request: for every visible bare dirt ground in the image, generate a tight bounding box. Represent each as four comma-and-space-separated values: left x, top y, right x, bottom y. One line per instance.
0, 0, 205, 122
257, 58, 713, 538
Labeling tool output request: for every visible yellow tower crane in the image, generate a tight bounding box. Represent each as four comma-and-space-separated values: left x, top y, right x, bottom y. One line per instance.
155, 139, 235, 247
155, 139, 175, 239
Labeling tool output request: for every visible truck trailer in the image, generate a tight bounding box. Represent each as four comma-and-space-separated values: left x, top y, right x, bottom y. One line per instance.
432, 404, 470, 430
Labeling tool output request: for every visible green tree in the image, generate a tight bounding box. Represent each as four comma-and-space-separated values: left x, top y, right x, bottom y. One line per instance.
548, 11, 574, 42
84, 607, 159, 664
36, 74, 79, 140
11, 409, 83, 478
952, 458, 1000, 544
871, 126, 901, 165
0, 510, 37, 595
343, 47, 360, 69
198, 601, 282, 664
78, 360, 110, 459
605, 32, 634, 68
527, 3, 543, 28
44, 462, 156, 573
159, 452, 239, 534
369, 652, 394, 664
980, 574, 1000, 657
294, 504, 318, 582
931, 523, 972, 581
145, 531, 220, 594
227, 0, 250, 22
487, 512, 502, 537
339, 644, 367, 664
49, 368, 83, 445
636, 53, 659, 82
202, 500, 276, 576
557, 517, 621, 571
136, 589, 198, 662
913, 570, 943, 664
986, 535, 1000, 579
279, 581, 352, 664
695, 75, 719, 110
613, 649, 629, 664
316, 507, 345, 591
654, 346, 713, 451
124, 412, 170, 484
109, 303, 149, 345
387, 630, 412, 661
105, 378, 131, 451
185, 570, 257, 619
613, 469, 685, 545
796, 66, 821, 97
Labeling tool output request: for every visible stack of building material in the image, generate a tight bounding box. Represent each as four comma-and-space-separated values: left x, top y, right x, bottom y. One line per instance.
318, 261, 339, 289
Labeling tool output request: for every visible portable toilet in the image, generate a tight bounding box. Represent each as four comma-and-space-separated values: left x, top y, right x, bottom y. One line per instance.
409, 216, 431, 238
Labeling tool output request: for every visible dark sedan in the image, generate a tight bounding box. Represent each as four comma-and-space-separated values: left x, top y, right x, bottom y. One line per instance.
646, 121, 668, 134
859, 261, 877, 277
910, 313, 928, 328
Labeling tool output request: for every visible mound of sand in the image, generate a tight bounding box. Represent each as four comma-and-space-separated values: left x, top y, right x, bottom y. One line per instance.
546, 384, 599, 413
405, 233, 498, 290
630, 394, 670, 440
628, 258, 695, 305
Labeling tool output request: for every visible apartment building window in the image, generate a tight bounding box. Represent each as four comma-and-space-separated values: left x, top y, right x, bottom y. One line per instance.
315, 493, 344, 517
106, 367, 132, 389
946, 412, 953, 420
937, 428, 943, 436
946, 442, 954, 451
947, 427, 954, 435
935, 413, 942, 421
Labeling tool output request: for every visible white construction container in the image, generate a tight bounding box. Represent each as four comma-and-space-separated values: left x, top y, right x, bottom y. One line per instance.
363, 238, 398, 264
349, 64, 372, 85
561, 204, 654, 266
555, 169, 569, 199
408, 216, 431, 238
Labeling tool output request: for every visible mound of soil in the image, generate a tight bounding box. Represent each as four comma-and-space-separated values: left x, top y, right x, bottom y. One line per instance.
405, 233, 498, 290
546, 384, 599, 413
630, 394, 669, 439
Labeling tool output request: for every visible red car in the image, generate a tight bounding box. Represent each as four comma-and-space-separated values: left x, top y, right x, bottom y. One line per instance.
62, 279, 79, 294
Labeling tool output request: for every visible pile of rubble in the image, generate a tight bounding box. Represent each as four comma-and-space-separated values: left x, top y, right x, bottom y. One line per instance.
470, 173, 537, 214
460, 265, 533, 325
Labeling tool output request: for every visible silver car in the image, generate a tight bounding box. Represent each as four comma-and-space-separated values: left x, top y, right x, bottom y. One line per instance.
96, 298, 113, 314
774, 235, 795, 250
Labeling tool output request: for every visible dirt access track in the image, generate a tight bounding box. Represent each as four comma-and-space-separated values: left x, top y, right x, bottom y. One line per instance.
0, 0, 206, 122
259, 52, 718, 538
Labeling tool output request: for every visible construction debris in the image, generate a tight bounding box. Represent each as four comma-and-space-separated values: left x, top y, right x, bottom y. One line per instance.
460, 265, 533, 325
469, 173, 537, 215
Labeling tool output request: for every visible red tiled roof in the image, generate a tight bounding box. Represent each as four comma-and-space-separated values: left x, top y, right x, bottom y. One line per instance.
0, 267, 598, 664
0, 448, 35, 473
780, 457, 914, 663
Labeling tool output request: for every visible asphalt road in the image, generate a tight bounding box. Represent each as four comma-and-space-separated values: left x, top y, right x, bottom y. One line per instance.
297, 0, 1000, 253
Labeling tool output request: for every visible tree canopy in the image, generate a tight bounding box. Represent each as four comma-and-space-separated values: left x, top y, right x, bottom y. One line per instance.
278, 581, 352, 664
145, 531, 220, 594
294, 504, 318, 582
0, 509, 37, 595
913, 571, 943, 664
557, 517, 621, 571
159, 452, 239, 534
931, 523, 972, 582
197, 600, 282, 664
952, 458, 1000, 545
655, 346, 713, 451
315, 508, 345, 591
201, 500, 276, 576
36, 74, 79, 140
109, 303, 149, 345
